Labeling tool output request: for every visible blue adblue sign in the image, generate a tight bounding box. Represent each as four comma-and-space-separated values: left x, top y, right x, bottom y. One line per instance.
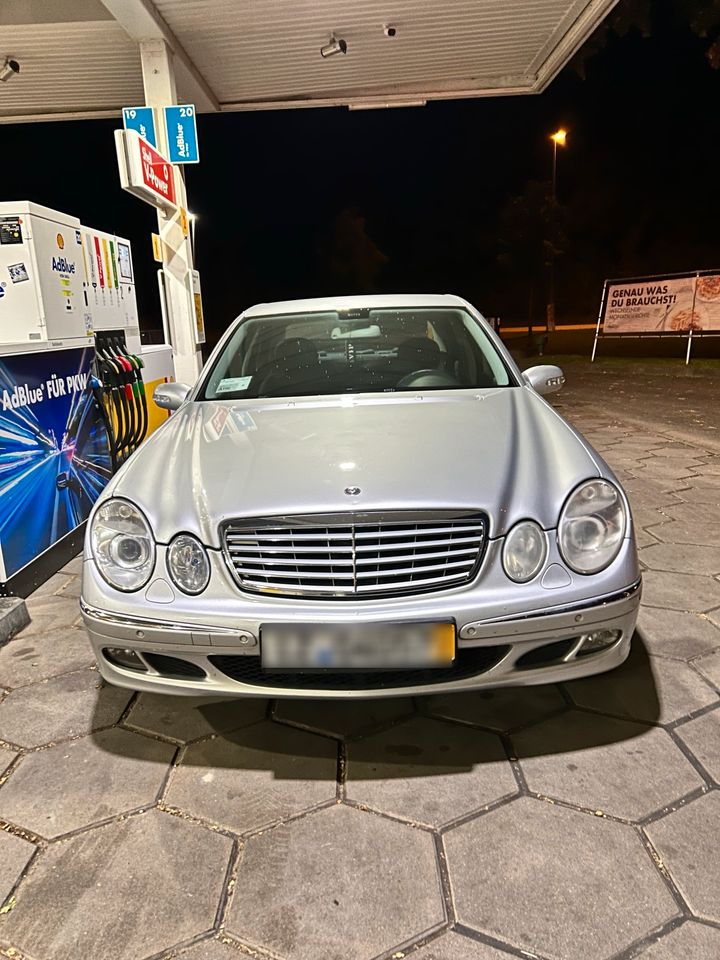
164, 104, 200, 164
122, 106, 157, 147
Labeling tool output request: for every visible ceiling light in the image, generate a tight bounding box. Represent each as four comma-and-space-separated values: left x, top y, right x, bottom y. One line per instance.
321, 36, 347, 59
0, 58, 20, 82
348, 99, 427, 111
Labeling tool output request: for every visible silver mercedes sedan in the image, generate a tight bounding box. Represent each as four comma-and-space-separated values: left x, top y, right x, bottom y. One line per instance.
81, 294, 640, 699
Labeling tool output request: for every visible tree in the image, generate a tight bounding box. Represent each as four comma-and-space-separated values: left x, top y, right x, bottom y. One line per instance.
497, 180, 567, 333
573, 0, 720, 75
316, 207, 389, 294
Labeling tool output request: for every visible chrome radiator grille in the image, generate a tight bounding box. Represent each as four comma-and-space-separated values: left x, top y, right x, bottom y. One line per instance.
222, 512, 486, 598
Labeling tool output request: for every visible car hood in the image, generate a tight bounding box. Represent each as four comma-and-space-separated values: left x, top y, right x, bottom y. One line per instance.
112, 389, 601, 546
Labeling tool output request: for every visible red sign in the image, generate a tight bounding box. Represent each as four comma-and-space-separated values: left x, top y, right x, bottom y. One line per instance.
115, 129, 177, 212
137, 138, 175, 205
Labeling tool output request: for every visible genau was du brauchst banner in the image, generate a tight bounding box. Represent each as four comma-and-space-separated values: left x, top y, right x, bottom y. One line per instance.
603, 274, 720, 334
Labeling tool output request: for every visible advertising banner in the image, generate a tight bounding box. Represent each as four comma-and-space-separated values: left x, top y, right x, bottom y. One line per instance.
0, 347, 111, 581
602, 272, 720, 334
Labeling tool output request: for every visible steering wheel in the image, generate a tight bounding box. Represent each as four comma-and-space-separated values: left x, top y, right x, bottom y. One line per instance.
396, 369, 459, 390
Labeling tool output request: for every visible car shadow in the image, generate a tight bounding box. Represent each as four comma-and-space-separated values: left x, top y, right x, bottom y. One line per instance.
91, 631, 660, 780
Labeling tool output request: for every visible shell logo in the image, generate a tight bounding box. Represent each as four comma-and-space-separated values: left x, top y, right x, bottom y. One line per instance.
56, 233, 65, 250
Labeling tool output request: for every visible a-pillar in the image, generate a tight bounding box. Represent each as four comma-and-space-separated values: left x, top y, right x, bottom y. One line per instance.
140, 38, 202, 385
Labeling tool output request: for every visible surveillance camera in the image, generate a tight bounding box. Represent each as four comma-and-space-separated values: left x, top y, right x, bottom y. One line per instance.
0, 58, 20, 82
383, 25, 397, 38
320, 36, 347, 58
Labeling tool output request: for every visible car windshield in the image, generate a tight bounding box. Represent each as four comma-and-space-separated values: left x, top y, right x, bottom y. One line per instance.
200, 307, 514, 400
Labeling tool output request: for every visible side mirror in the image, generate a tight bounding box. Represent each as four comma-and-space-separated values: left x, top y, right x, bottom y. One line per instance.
154, 381, 191, 411
523, 364, 565, 396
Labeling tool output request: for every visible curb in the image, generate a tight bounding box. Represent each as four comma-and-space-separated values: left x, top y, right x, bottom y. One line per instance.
0, 596, 30, 648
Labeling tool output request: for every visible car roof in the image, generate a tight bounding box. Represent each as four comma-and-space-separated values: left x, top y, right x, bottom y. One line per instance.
242, 293, 472, 318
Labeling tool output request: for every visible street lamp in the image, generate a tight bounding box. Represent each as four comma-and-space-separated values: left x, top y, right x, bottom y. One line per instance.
547, 129, 568, 332
188, 212, 198, 260
550, 128, 567, 200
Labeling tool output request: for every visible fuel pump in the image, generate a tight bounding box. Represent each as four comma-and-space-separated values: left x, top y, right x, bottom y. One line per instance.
113, 335, 148, 453
0, 201, 175, 596
94, 332, 149, 465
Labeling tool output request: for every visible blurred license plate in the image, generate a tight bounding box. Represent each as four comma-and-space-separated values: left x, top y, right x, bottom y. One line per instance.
261, 622, 455, 671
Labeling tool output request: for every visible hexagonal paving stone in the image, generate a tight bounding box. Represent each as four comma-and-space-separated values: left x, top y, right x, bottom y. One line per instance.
445, 796, 678, 960
637, 607, 720, 660
227, 804, 444, 959
0, 728, 174, 838
640, 542, 720, 577
684, 472, 720, 486
566, 645, 718, 725
62, 553, 84, 576
0, 625, 94, 689
649, 522, 720, 548
1, 809, 232, 960
0, 745, 17, 778
424, 685, 565, 733
693, 649, 720, 689
171, 938, 248, 960
664, 501, 720, 524
53, 575, 81, 599
634, 462, 701, 481
513, 710, 703, 820
675, 708, 720, 782
646, 792, 720, 921
26, 571, 75, 598
409, 932, 514, 959
21, 594, 82, 633
624, 478, 693, 502
645, 446, 700, 459
165, 721, 337, 834
676, 484, 720, 505
635, 526, 662, 549
346, 716, 516, 827
635, 921, 720, 958
125, 693, 267, 744
641, 571, 720, 613
0, 669, 131, 748
0, 829, 35, 906
273, 697, 413, 739
631, 503, 678, 532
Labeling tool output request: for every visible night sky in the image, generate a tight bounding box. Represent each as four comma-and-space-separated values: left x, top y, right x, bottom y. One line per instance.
5, 0, 720, 345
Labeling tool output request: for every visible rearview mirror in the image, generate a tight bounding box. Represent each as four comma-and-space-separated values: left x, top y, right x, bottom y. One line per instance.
154, 382, 191, 411
523, 365, 565, 396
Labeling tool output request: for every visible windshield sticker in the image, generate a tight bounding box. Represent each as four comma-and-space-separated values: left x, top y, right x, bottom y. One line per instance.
216, 376, 252, 393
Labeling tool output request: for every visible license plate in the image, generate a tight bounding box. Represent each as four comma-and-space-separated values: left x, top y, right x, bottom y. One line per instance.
260, 622, 456, 671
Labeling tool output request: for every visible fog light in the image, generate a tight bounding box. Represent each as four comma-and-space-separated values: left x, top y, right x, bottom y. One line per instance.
577, 629, 621, 657
103, 647, 148, 672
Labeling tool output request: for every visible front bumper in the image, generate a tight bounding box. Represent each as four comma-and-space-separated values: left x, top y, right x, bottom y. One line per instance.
81, 579, 641, 700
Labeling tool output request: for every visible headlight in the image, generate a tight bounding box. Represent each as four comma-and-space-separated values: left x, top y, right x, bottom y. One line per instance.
90, 499, 155, 591
167, 534, 210, 594
559, 479, 626, 574
503, 521, 547, 583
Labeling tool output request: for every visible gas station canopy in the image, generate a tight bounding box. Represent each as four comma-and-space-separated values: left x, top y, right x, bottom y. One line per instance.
1, 0, 617, 122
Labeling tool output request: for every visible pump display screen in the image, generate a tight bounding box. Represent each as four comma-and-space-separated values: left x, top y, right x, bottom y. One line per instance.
0, 217, 23, 245
117, 242, 133, 281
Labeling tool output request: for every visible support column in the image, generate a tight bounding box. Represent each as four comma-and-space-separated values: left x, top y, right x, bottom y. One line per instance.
140, 39, 202, 385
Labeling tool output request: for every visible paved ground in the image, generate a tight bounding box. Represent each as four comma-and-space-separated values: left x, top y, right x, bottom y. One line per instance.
1, 365, 720, 960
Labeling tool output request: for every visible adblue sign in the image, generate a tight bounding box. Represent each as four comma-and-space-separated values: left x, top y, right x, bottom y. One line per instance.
51, 257, 76, 274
